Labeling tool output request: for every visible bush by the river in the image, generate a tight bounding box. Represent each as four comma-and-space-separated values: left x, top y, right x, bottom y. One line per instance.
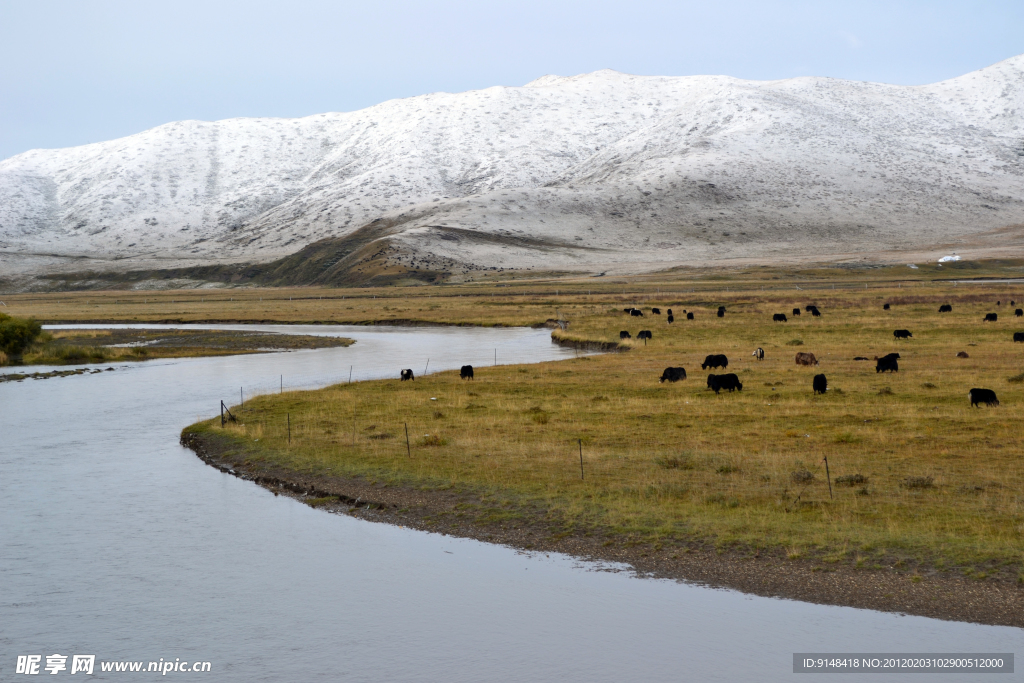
0, 313, 43, 362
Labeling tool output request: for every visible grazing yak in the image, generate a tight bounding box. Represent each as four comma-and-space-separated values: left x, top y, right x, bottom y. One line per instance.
620, 331, 632, 339
813, 374, 828, 394
652, 308, 661, 314
460, 365, 474, 380
773, 313, 788, 322
752, 347, 764, 360
717, 306, 726, 318
875, 353, 900, 373
1016, 309, 1023, 318
630, 308, 644, 317
969, 388, 999, 407
701, 354, 729, 370
1014, 332, 1024, 343
686, 312, 695, 320
667, 309, 673, 316
400, 369, 415, 381
808, 306, 821, 317
893, 329, 913, 339
794, 352, 818, 366
883, 303, 891, 310
956, 351, 970, 358
985, 313, 998, 322
707, 373, 743, 393
637, 330, 653, 344
792, 308, 801, 316
939, 304, 953, 313
667, 314, 675, 323
623, 308, 632, 313
659, 367, 687, 383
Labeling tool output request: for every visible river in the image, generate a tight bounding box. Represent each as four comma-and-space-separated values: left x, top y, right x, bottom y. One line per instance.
1, 324, 1018, 681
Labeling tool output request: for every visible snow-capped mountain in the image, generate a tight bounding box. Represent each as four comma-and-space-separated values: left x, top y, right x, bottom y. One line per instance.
2, 55, 1023, 282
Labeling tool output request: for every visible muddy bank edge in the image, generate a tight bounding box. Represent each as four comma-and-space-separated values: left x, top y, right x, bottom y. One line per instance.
180, 427, 1023, 628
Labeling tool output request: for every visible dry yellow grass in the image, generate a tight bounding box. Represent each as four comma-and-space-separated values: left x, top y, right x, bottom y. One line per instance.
9, 265, 1024, 575
178, 280, 1024, 577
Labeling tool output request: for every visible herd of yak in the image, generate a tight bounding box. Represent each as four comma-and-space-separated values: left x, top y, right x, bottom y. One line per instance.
394, 301, 1017, 409
626, 302, 1016, 408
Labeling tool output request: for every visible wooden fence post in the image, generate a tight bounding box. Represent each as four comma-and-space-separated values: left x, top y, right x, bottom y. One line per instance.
823, 456, 833, 500
579, 439, 584, 480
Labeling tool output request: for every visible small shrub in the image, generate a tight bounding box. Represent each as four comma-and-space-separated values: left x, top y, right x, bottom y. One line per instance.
525, 406, 549, 424
878, 387, 893, 396
417, 434, 447, 447
921, 382, 937, 389
433, 410, 445, 419
716, 463, 740, 474
1008, 372, 1024, 384
0, 313, 43, 357
902, 476, 935, 489
592, 395, 609, 402
791, 469, 814, 484
0, 350, 7, 366
834, 431, 859, 444
785, 339, 804, 346
835, 474, 867, 486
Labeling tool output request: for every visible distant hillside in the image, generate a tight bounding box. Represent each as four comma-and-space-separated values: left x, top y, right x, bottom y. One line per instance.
3, 55, 1024, 288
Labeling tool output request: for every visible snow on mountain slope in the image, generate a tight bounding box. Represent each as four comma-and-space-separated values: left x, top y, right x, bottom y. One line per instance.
2, 56, 1023, 281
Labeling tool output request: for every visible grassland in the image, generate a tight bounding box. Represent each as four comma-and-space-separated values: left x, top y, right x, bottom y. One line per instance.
7, 261, 1024, 623
184, 287, 1024, 568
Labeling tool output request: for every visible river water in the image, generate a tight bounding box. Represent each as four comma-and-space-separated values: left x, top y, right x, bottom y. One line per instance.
1, 325, 1018, 681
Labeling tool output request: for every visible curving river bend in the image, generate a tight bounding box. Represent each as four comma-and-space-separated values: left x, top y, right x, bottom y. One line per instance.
1, 324, 1019, 681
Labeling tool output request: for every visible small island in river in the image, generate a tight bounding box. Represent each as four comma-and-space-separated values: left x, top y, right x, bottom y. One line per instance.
1, 324, 353, 368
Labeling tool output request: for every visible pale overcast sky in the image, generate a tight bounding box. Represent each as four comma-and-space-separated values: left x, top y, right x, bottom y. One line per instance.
1, 0, 1022, 161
